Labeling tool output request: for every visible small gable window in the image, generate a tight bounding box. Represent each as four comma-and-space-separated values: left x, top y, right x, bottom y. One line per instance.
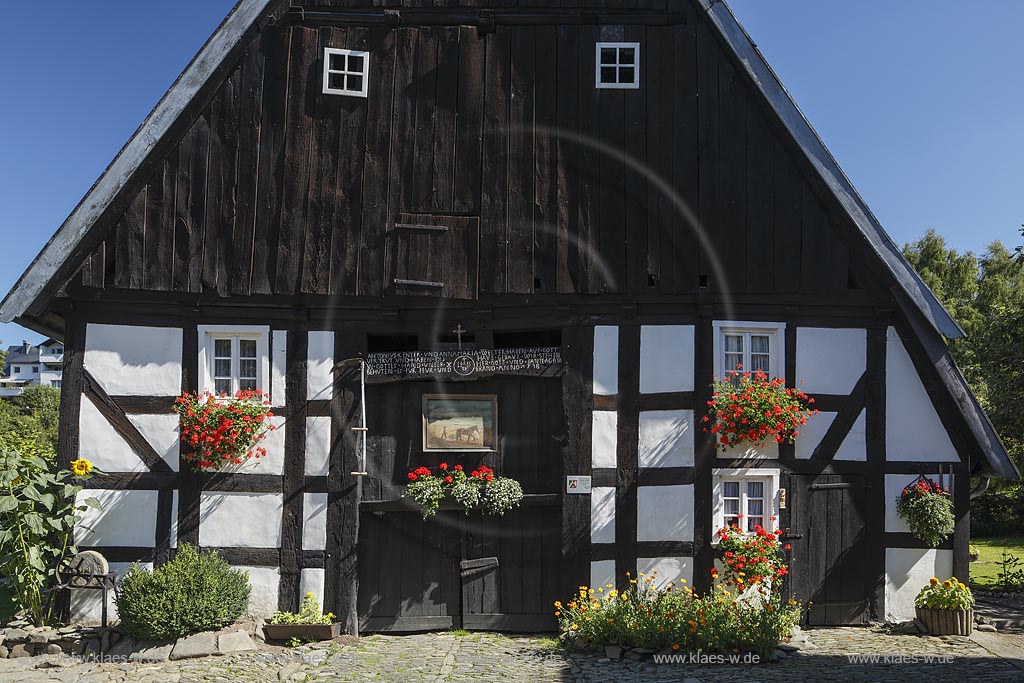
713, 321, 785, 379
713, 469, 780, 535
198, 325, 270, 397
595, 42, 640, 89
323, 48, 370, 98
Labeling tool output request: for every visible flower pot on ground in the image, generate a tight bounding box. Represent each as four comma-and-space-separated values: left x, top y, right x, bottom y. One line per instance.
914, 577, 974, 636
896, 476, 954, 547
265, 593, 340, 643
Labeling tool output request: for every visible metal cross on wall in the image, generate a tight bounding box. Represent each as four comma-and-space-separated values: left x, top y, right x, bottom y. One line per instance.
453, 323, 467, 350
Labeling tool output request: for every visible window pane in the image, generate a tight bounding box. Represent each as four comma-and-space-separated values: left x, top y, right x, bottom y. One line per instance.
239, 359, 257, 380
723, 481, 740, 498
747, 481, 764, 498
329, 74, 346, 91
239, 378, 257, 392
239, 339, 257, 359
214, 339, 231, 358
747, 516, 764, 532
751, 335, 770, 354
347, 54, 364, 72
600, 66, 617, 83
347, 75, 364, 93
619, 67, 635, 84
725, 515, 740, 528
600, 47, 617, 65
619, 47, 636, 64
747, 498, 764, 517
725, 353, 743, 373
215, 378, 231, 395
751, 353, 771, 373
724, 499, 740, 515
214, 359, 232, 378
725, 334, 743, 353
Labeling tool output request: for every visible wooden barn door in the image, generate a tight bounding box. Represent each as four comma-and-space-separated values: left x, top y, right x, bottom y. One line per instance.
357, 377, 562, 632
789, 475, 870, 625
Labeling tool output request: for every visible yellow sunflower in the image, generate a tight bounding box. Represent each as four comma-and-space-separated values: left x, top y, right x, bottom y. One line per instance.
71, 458, 93, 477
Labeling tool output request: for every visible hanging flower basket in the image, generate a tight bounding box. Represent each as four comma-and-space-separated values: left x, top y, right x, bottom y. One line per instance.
703, 369, 817, 451
174, 390, 275, 472
896, 476, 954, 547
404, 463, 524, 519
914, 577, 973, 635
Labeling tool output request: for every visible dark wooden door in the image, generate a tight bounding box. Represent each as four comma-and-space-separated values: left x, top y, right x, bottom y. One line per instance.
789, 474, 870, 625
357, 377, 562, 632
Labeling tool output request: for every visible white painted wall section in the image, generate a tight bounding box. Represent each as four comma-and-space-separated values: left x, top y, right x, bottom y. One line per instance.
200, 492, 283, 547
84, 324, 182, 396
885, 328, 959, 462
591, 487, 616, 544
272, 330, 288, 406
637, 557, 693, 589
639, 325, 694, 393
637, 485, 693, 542
129, 414, 181, 471
592, 411, 618, 468
593, 326, 619, 395
795, 410, 866, 461
238, 566, 281, 618
795, 327, 866, 394
591, 560, 616, 590
305, 416, 332, 476
307, 331, 335, 401
638, 410, 694, 467
300, 568, 326, 612
78, 396, 149, 473
302, 492, 328, 551
221, 414, 286, 475
885, 548, 953, 622
76, 489, 158, 547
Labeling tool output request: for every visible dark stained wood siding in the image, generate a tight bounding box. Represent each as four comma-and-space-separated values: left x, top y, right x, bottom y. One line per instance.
73, 3, 859, 303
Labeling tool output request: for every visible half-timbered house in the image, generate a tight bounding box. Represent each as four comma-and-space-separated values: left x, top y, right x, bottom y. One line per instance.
2, 0, 1016, 631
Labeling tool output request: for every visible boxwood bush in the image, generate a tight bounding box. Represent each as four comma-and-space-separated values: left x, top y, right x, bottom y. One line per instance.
114, 544, 250, 640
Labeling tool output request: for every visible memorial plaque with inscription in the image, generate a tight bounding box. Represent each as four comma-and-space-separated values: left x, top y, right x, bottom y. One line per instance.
365, 346, 563, 383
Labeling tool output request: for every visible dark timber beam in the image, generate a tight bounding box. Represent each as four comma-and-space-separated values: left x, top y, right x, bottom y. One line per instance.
291, 7, 688, 27
560, 325, 593, 601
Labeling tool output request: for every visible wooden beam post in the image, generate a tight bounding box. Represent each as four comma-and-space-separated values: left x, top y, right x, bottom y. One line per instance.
560, 324, 593, 599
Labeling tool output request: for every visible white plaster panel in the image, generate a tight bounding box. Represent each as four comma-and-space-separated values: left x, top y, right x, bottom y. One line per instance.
591, 560, 616, 590
71, 562, 151, 625
76, 489, 158, 547
307, 331, 335, 401
303, 492, 328, 551
222, 415, 286, 475
272, 330, 288, 406
200, 492, 283, 547
639, 325, 695, 393
84, 324, 182, 396
593, 326, 619, 395
305, 416, 332, 476
795, 411, 835, 460
885, 548, 953, 622
637, 485, 693, 542
795, 327, 866, 395
591, 487, 616, 544
128, 413, 181, 471
170, 490, 179, 548
238, 566, 281, 618
300, 568, 326, 612
638, 410, 694, 468
717, 441, 779, 460
835, 410, 867, 461
79, 395, 148, 473
637, 557, 693, 589
885, 328, 959, 462
592, 411, 618, 469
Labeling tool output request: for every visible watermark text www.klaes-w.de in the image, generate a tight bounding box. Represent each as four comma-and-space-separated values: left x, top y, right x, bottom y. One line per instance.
654, 652, 762, 665
846, 653, 955, 665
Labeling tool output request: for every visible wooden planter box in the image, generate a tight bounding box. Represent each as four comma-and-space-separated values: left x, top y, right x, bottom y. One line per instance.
915, 607, 973, 636
263, 622, 341, 642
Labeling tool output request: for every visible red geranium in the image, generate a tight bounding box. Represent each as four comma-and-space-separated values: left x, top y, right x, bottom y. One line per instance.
174, 390, 274, 472
704, 369, 817, 450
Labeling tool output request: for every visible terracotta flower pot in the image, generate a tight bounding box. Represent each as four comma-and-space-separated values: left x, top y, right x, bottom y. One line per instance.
263, 622, 341, 642
915, 606, 973, 636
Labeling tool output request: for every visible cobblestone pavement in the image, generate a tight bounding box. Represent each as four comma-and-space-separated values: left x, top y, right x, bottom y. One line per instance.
1, 627, 1022, 683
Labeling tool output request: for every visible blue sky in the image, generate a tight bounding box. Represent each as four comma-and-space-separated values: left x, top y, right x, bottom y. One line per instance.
1, 1, 1021, 346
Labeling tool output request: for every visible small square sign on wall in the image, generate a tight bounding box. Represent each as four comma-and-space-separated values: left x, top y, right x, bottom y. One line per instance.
566, 475, 592, 494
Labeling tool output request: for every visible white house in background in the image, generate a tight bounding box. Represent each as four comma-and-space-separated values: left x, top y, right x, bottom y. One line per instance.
1, 339, 63, 395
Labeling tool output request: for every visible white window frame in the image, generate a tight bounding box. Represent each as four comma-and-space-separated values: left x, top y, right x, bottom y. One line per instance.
322, 48, 370, 98
712, 468, 780, 539
595, 42, 640, 90
197, 325, 270, 397
712, 321, 785, 379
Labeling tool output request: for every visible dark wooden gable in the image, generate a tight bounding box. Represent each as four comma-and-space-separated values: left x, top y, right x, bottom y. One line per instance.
74, 1, 858, 302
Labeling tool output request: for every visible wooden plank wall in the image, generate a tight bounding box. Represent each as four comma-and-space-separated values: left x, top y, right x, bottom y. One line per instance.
76, 3, 855, 303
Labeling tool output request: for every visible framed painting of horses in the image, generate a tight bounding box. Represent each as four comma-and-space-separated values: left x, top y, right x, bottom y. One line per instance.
422, 394, 498, 452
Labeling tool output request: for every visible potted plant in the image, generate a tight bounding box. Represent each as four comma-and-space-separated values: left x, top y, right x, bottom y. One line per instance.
404, 462, 524, 519
703, 369, 817, 451
264, 592, 340, 642
915, 577, 974, 635
896, 476, 954, 547
174, 390, 275, 472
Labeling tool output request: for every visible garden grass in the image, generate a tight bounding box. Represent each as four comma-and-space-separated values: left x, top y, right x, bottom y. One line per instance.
969, 536, 1024, 591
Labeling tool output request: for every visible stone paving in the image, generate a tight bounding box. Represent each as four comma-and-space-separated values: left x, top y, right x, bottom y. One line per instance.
0, 627, 1022, 683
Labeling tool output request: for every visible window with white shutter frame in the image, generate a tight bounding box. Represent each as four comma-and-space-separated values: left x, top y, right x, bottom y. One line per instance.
198, 325, 270, 397
713, 321, 785, 379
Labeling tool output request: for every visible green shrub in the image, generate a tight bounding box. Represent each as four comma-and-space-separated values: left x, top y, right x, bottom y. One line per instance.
115, 544, 250, 640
